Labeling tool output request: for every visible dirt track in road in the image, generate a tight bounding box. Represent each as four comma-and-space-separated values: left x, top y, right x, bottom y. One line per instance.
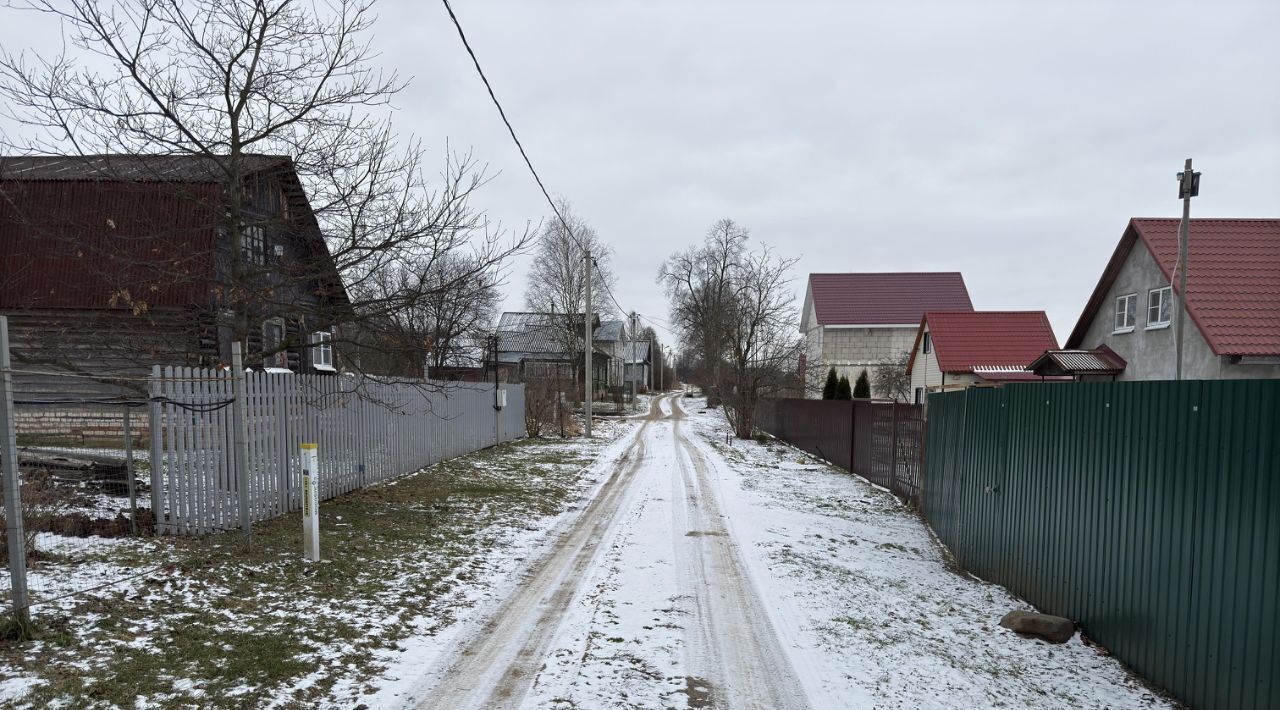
670, 411, 809, 710
413, 394, 808, 709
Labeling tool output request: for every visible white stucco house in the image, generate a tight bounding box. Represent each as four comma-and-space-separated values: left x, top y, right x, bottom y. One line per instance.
1065, 218, 1280, 381
800, 272, 973, 399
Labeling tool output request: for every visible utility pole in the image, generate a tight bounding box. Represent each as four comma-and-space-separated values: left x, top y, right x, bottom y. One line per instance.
1175, 158, 1200, 381
630, 312, 638, 395
658, 345, 664, 392
584, 249, 593, 438
647, 338, 654, 391
0, 316, 30, 634
490, 334, 501, 446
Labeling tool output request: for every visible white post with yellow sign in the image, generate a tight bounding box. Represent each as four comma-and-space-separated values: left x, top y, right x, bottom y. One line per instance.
301, 443, 320, 561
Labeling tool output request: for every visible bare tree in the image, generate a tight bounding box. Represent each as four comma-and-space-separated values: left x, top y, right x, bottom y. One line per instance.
657, 218, 746, 406
873, 350, 912, 402
659, 219, 801, 437
0, 0, 528, 380
718, 244, 803, 437
524, 200, 615, 380
353, 252, 501, 377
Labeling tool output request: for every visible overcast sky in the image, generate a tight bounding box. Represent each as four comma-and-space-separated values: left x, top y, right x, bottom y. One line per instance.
3, 0, 1277, 344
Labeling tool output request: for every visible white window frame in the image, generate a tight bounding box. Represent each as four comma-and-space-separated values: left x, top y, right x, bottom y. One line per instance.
311, 331, 335, 371
1146, 286, 1173, 329
1113, 293, 1137, 333
914, 387, 924, 404
922, 331, 932, 354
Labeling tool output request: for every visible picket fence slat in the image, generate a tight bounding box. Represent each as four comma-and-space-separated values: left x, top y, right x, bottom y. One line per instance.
148, 373, 525, 535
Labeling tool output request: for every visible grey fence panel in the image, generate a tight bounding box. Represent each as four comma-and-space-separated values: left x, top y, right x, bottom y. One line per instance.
150, 374, 526, 534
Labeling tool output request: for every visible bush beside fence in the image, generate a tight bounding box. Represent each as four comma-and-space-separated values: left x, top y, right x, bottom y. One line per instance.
924, 380, 1279, 710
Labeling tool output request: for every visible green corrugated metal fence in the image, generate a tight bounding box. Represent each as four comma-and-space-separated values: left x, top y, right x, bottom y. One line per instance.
924, 380, 1278, 710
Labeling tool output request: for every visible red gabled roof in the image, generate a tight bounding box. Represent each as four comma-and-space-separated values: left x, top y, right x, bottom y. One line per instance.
1066, 218, 1280, 356
908, 310, 1059, 375
807, 272, 972, 325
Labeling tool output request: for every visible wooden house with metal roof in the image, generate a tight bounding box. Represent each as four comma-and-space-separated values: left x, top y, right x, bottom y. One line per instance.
0, 154, 351, 395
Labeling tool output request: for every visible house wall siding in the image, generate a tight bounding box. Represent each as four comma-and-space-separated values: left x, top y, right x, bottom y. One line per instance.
1079, 241, 1280, 381
811, 325, 916, 398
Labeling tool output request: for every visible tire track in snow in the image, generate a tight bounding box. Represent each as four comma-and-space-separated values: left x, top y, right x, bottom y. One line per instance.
669, 398, 811, 710
412, 395, 672, 709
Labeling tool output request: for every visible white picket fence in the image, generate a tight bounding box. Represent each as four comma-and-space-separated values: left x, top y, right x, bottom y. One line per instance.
147, 367, 525, 535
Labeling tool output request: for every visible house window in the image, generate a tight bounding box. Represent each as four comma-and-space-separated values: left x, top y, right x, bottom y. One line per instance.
914, 387, 923, 404
1113, 293, 1137, 333
242, 225, 265, 265
922, 332, 932, 354
311, 331, 334, 371
262, 318, 288, 369
1147, 286, 1172, 329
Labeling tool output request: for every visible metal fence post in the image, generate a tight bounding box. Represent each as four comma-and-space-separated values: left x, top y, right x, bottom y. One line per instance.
231, 343, 252, 546
889, 403, 900, 499
0, 316, 30, 633
124, 405, 137, 535
147, 366, 164, 535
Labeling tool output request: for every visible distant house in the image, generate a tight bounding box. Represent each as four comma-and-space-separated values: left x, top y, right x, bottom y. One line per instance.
906, 310, 1061, 402
0, 154, 350, 384
1065, 218, 1280, 380
491, 312, 610, 391
800, 272, 973, 399
623, 340, 651, 392
592, 319, 626, 388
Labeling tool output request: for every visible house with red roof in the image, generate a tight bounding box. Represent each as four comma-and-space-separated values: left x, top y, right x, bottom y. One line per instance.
906, 311, 1061, 403
1065, 218, 1280, 380
800, 272, 973, 399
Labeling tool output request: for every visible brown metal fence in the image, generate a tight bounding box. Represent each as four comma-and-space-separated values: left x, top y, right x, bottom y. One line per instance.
755, 398, 924, 503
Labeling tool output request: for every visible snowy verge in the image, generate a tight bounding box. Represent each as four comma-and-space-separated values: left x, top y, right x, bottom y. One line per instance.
681, 398, 1170, 709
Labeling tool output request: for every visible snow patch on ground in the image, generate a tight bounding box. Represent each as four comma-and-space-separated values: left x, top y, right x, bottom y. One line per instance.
683, 398, 1169, 709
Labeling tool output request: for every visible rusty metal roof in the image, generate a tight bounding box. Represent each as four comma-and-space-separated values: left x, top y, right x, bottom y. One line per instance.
0, 154, 346, 311
0, 154, 290, 182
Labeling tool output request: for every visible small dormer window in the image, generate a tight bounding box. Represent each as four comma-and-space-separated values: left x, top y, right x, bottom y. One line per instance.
922, 332, 932, 354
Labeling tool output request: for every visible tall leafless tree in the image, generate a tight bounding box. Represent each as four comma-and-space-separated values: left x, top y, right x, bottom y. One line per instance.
0, 0, 528, 380
658, 218, 746, 406
523, 200, 615, 380
659, 219, 801, 437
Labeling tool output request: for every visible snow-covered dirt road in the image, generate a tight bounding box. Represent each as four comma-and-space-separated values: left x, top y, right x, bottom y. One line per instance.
401, 394, 1167, 709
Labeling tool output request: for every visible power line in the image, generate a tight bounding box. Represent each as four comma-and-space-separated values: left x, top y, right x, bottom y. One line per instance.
439, 0, 585, 255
